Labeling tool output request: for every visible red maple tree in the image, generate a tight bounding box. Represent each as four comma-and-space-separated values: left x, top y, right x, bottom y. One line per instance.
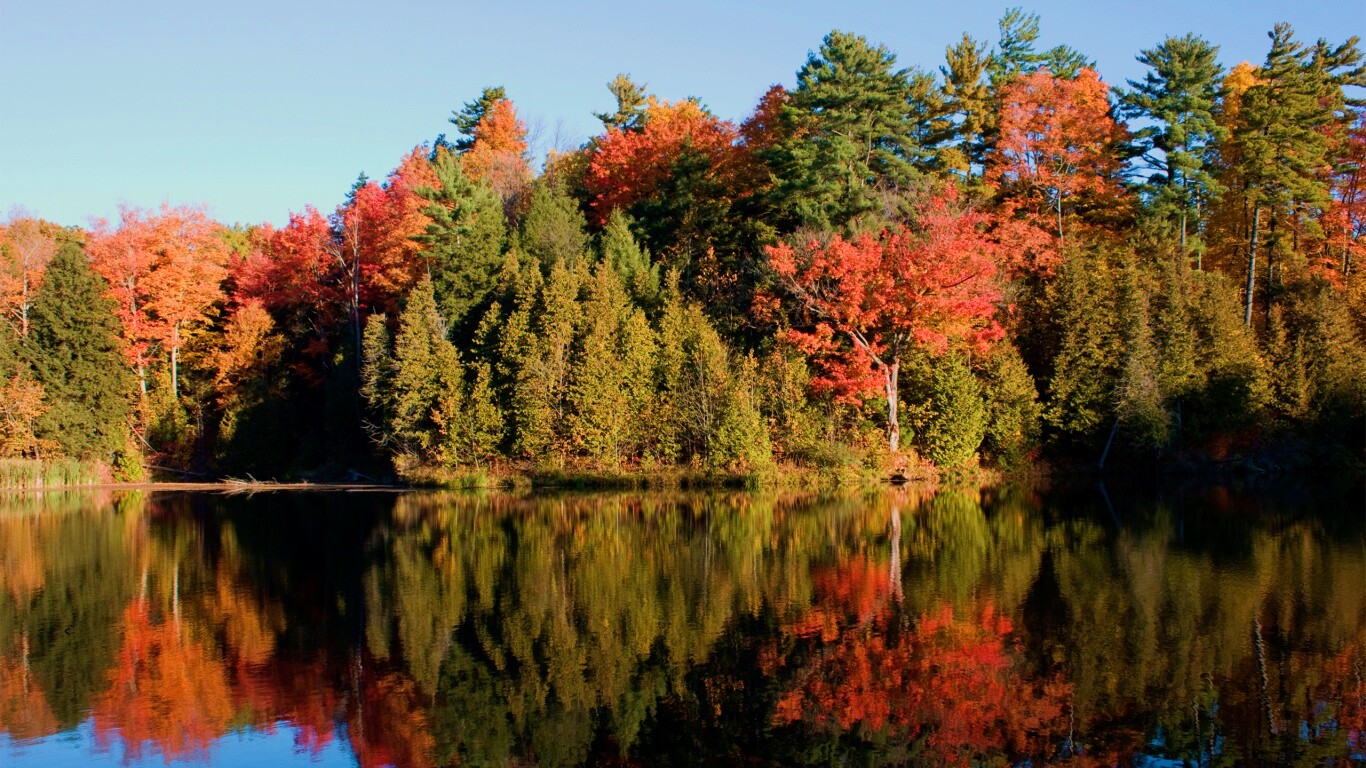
767, 185, 1004, 453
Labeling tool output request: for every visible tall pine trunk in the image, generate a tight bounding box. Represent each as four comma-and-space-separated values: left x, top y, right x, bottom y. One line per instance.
1244, 204, 1261, 327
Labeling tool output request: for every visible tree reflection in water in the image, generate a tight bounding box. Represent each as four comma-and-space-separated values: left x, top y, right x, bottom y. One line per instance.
0, 481, 1361, 767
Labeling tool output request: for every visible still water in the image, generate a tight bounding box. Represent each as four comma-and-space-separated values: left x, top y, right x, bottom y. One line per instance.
0, 482, 1362, 767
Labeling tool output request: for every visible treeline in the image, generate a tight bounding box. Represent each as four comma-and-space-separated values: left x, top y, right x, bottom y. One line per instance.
1, 10, 1363, 482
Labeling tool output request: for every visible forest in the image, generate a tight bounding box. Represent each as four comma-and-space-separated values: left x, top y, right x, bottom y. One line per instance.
1, 10, 1363, 484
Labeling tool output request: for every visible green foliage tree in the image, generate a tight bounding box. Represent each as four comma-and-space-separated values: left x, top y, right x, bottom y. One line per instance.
450, 86, 507, 151
922, 353, 987, 469
987, 8, 1091, 88
594, 74, 649, 132
566, 264, 632, 464
415, 148, 508, 335
1118, 34, 1226, 253
385, 277, 465, 467
521, 180, 589, 270
769, 30, 923, 230
599, 209, 659, 307
512, 261, 579, 461
26, 244, 133, 462
979, 341, 1040, 467
1231, 24, 1363, 326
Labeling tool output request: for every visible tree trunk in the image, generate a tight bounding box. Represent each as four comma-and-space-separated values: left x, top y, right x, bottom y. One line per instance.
885, 358, 900, 454
1265, 214, 1277, 329
20, 274, 29, 337
1244, 204, 1261, 327
171, 344, 179, 400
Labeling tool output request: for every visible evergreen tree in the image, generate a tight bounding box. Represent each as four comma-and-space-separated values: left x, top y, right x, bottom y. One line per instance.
987, 8, 1091, 89
566, 264, 630, 464
521, 180, 589, 270
1187, 271, 1268, 434
594, 74, 649, 132
388, 277, 464, 466
415, 148, 508, 335
757, 343, 823, 463
599, 209, 659, 307
769, 30, 923, 230
1153, 246, 1203, 444
652, 274, 690, 463
1229, 25, 1363, 326
1043, 249, 1121, 446
979, 341, 1040, 467
512, 261, 579, 461
1118, 34, 1226, 253
938, 33, 992, 176
455, 362, 505, 468
451, 86, 507, 151
710, 353, 772, 471
360, 313, 396, 450
923, 353, 988, 469
618, 307, 658, 458
1115, 249, 1169, 452
26, 243, 133, 461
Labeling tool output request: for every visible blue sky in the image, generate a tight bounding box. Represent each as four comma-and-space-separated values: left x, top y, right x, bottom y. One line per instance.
2, 0, 1362, 228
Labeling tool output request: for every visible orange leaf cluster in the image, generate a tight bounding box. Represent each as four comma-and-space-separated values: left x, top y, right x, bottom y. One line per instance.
767, 185, 1004, 401
584, 97, 741, 226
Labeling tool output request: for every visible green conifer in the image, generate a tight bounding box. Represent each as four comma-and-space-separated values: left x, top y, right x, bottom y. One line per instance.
27, 243, 133, 461
923, 354, 988, 469
521, 180, 588, 270
416, 148, 508, 335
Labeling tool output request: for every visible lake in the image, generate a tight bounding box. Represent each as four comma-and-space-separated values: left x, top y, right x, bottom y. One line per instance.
0, 481, 1362, 767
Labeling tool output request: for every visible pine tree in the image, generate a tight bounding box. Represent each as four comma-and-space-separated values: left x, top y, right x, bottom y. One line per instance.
566, 264, 630, 464
27, 243, 134, 461
1228, 25, 1363, 326
594, 74, 649, 132
987, 8, 1091, 89
450, 86, 507, 151
768, 30, 922, 230
923, 353, 987, 469
599, 209, 659, 307
938, 33, 992, 177
415, 148, 508, 336
521, 180, 589, 270
1118, 34, 1226, 253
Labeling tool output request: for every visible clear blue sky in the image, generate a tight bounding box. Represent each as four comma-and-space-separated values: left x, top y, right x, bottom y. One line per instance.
2, 0, 1362, 228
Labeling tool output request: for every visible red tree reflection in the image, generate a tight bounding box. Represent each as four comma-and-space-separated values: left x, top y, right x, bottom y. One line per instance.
776, 559, 1075, 766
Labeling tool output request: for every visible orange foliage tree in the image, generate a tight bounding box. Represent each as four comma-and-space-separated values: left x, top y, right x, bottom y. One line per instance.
583, 97, 741, 227
88, 205, 229, 397
0, 216, 59, 337
767, 185, 1004, 453
775, 596, 1073, 767
986, 68, 1128, 253
462, 98, 531, 205
336, 149, 438, 354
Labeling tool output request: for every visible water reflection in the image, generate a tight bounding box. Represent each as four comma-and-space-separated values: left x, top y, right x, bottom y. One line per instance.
0, 482, 1362, 766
